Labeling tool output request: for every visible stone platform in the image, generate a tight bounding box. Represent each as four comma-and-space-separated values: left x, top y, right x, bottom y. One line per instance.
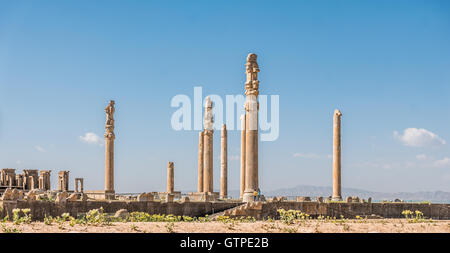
0, 199, 242, 221
220, 201, 450, 220
188, 192, 219, 202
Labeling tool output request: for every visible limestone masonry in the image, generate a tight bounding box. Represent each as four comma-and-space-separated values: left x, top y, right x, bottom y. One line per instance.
1, 53, 448, 221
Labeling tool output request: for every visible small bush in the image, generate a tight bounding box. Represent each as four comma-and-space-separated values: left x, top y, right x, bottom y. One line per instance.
277, 209, 310, 225
12, 209, 32, 225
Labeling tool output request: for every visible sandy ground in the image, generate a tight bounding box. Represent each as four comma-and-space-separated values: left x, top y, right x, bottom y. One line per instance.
1, 219, 449, 233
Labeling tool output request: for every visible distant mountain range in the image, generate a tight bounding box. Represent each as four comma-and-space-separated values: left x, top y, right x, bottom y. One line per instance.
227, 185, 450, 203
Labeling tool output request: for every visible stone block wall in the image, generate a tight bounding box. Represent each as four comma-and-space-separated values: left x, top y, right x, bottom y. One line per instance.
0, 200, 242, 220
258, 202, 450, 220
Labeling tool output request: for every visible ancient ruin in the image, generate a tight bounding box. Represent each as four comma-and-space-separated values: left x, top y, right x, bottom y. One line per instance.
23, 170, 39, 190
242, 53, 261, 202
197, 131, 204, 193
38, 170, 51, 191
202, 97, 215, 195
104, 100, 115, 196
167, 162, 174, 194
240, 114, 246, 199
58, 171, 69, 192
332, 109, 343, 201
0, 53, 447, 225
74, 178, 84, 192
1, 169, 15, 188
220, 124, 228, 199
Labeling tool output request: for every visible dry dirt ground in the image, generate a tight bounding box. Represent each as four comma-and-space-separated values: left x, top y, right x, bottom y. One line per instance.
1, 219, 449, 233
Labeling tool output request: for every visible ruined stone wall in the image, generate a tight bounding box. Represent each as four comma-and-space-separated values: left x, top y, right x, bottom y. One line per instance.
0, 200, 448, 220
259, 202, 450, 220
0, 200, 241, 220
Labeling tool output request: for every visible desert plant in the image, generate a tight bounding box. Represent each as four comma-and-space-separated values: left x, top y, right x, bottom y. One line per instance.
85, 207, 110, 225
165, 222, 175, 233
1, 224, 22, 233
343, 224, 350, 231
12, 209, 32, 225
402, 210, 413, 219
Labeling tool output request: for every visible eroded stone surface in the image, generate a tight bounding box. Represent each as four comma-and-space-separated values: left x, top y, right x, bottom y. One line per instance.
332, 109, 343, 201
114, 209, 129, 219
104, 100, 115, 193
55, 191, 68, 204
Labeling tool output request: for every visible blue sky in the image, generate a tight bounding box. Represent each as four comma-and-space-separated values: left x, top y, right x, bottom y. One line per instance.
0, 0, 449, 193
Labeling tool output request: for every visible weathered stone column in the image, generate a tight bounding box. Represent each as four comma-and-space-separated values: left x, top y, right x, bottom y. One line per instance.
203, 131, 212, 192
75, 179, 79, 192
15, 175, 23, 189
57, 171, 69, 192
104, 138, 114, 191
39, 170, 51, 191
202, 97, 214, 193
332, 109, 343, 201
243, 53, 260, 202
75, 178, 84, 192
198, 131, 204, 192
29, 176, 35, 190
220, 124, 228, 199
240, 114, 246, 199
104, 100, 115, 193
80, 178, 84, 192
167, 162, 174, 193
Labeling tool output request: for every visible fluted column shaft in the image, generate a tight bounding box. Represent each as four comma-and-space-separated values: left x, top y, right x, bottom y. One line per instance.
167, 162, 174, 193
203, 130, 213, 192
240, 114, 246, 199
332, 109, 343, 200
243, 95, 258, 202
198, 131, 204, 192
105, 137, 114, 192
220, 125, 228, 198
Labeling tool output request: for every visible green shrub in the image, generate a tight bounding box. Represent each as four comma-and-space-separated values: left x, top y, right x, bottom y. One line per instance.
85, 207, 110, 225
12, 209, 32, 225
277, 209, 310, 225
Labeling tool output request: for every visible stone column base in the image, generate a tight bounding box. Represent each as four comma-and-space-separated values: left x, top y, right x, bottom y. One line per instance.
331, 196, 343, 201
105, 190, 115, 200
242, 191, 256, 202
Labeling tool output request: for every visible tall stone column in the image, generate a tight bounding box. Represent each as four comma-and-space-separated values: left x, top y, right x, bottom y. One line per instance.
243, 53, 260, 202
167, 162, 174, 193
198, 131, 204, 192
202, 97, 214, 193
240, 114, 246, 199
332, 109, 343, 201
203, 131, 212, 192
220, 124, 228, 199
104, 100, 115, 193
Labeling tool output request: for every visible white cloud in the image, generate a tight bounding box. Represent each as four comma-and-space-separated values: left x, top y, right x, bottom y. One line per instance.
416, 154, 427, 161
394, 128, 446, 147
433, 157, 450, 168
79, 132, 103, 146
293, 153, 321, 159
34, 145, 46, 152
